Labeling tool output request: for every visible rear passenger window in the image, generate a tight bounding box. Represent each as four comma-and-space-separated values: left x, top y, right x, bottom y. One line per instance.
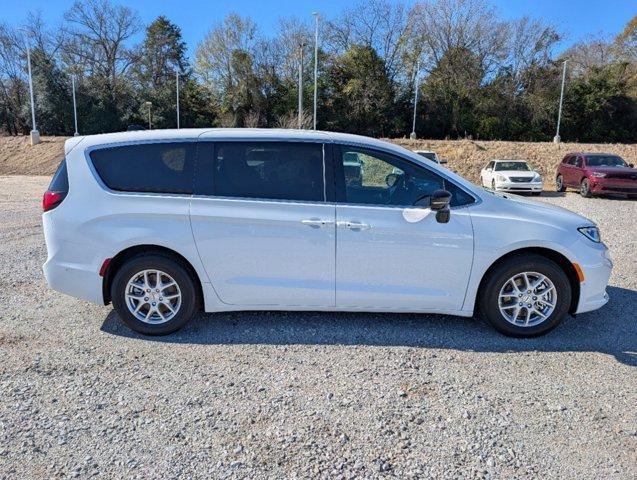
90, 142, 196, 194
213, 142, 324, 202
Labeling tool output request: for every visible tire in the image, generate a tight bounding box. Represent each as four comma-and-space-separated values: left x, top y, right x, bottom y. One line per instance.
531, 192, 542, 196
479, 254, 572, 337
555, 175, 565, 192
580, 178, 592, 198
491, 179, 496, 191
111, 254, 198, 335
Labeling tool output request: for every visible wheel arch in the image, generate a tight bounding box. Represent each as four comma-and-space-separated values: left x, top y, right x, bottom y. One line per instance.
474, 247, 580, 315
102, 244, 204, 306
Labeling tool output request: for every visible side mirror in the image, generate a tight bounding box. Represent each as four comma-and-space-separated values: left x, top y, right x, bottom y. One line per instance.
439, 159, 448, 165
431, 189, 451, 223
630, 163, 634, 168
385, 173, 398, 187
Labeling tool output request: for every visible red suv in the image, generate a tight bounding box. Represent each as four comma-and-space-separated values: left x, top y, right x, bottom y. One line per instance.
556, 153, 637, 198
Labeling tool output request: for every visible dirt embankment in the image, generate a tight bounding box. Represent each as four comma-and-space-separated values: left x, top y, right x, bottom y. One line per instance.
1, 135, 636, 186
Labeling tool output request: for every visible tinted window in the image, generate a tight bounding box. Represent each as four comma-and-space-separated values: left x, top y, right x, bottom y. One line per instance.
49, 158, 69, 192
572, 156, 583, 167
585, 155, 627, 167
90, 142, 195, 194
213, 142, 324, 202
337, 147, 473, 207
494, 161, 530, 171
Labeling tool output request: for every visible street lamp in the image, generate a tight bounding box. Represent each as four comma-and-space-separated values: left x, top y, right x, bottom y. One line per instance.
298, 42, 306, 129
71, 75, 79, 136
554, 60, 568, 144
312, 12, 319, 130
23, 33, 39, 145
145, 101, 152, 130
175, 69, 180, 129
410, 65, 420, 140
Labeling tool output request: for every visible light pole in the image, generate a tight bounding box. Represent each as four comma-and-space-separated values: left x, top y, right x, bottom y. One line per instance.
554, 60, 567, 144
312, 12, 319, 130
298, 42, 306, 129
24, 34, 40, 145
175, 69, 180, 129
410, 65, 420, 140
71, 75, 79, 136
145, 101, 152, 130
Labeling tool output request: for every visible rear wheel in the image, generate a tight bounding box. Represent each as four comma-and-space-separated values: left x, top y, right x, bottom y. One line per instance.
580, 178, 592, 198
555, 175, 565, 192
479, 254, 571, 337
111, 254, 198, 335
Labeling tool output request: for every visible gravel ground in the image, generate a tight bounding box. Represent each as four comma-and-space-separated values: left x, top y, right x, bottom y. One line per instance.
1, 175, 635, 480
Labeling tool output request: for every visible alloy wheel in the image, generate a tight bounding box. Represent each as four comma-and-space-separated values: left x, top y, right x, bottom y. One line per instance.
124, 269, 182, 324
497, 271, 557, 327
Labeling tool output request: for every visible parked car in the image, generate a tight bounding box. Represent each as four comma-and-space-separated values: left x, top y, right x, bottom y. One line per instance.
413, 150, 447, 165
480, 160, 543, 195
42, 129, 611, 338
555, 153, 637, 198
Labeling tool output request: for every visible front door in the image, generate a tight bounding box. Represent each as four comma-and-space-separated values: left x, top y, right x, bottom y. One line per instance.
334, 146, 474, 311
190, 141, 335, 307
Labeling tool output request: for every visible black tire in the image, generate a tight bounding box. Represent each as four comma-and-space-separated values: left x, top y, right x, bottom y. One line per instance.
580, 178, 592, 198
531, 192, 542, 196
555, 174, 565, 192
111, 254, 198, 335
479, 254, 572, 337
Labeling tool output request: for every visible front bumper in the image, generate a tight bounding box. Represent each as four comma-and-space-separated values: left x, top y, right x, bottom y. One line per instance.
494, 181, 543, 193
589, 178, 637, 195
575, 243, 613, 314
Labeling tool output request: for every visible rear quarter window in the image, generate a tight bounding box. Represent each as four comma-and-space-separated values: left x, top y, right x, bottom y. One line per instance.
89, 142, 196, 194
49, 158, 69, 192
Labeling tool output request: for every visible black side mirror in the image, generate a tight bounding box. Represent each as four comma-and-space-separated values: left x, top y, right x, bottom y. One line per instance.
431, 189, 451, 223
413, 190, 452, 223
630, 163, 635, 168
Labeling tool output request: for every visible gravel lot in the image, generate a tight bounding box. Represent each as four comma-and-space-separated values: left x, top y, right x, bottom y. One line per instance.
1, 175, 635, 479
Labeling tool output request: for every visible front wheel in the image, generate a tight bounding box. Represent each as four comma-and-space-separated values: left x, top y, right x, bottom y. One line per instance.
111, 254, 198, 335
479, 254, 572, 337
491, 179, 496, 191
580, 178, 592, 198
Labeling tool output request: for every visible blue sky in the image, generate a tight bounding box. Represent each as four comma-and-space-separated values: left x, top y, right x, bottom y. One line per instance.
3, 0, 635, 59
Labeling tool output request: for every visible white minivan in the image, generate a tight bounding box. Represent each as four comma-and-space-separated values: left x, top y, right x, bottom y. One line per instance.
42, 129, 612, 337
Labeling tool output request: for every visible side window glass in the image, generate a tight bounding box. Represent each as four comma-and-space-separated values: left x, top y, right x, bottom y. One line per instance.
338, 147, 473, 207
213, 142, 324, 202
90, 142, 195, 193
573, 156, 583, 167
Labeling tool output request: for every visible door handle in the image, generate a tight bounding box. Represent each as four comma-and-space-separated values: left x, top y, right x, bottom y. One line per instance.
337, 221, 371, 230
301, 218, 334, 228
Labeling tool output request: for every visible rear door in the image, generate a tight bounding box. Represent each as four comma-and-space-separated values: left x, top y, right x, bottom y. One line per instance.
190, 141, 335, 307
333, 145, 475, 311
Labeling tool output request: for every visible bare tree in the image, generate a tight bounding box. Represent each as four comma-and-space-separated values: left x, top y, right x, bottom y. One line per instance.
62, 0, 141, 82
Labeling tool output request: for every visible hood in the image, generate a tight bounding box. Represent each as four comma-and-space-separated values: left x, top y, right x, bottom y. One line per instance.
488, 191, 594, 227
495, 170, 537, 177
586, 165, 637, 174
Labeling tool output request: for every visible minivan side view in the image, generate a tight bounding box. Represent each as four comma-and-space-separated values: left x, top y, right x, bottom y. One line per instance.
43, 129, 612, 337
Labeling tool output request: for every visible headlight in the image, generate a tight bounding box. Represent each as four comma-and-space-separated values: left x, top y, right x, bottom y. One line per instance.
591, 172, 606, 178
496, 174, 508, 182
578, 226, 601, 243
532, 172, 542, 182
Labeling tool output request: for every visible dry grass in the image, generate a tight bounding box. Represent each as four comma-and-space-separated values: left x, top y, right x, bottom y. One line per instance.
389, 138, 637, 188
1, 135, 636, 190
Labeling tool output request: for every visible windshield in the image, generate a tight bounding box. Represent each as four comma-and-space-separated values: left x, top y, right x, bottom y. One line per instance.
417, 152, 436, 161
494, 161, 530, 171
586, 155, 627, 167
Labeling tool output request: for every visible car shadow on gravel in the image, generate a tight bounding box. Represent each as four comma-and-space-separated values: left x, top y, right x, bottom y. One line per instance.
101, 286, 636, 367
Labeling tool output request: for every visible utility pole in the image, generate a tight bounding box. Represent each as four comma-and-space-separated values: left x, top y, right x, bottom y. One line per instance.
410, 65, 420, 140
71, 75, 79, 136
312, 12, 319, 130
175, 69, 180, 129
298, 42, 306, 129
24, 35, 40, 145
554, 60, 567, 144
145, 101, 152, 129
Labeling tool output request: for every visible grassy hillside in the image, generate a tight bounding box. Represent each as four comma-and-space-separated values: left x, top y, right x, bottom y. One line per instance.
1, 135, 636, 189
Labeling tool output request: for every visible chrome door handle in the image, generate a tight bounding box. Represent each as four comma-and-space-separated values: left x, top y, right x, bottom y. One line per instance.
337, 221, 371, 230
301, 218, 334, 228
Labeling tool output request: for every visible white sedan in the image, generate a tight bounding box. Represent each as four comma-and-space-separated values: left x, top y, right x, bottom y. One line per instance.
480, 160, 543, 195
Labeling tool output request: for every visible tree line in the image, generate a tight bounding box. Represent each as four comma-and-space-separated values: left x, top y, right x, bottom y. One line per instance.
1, 0, 636, 142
